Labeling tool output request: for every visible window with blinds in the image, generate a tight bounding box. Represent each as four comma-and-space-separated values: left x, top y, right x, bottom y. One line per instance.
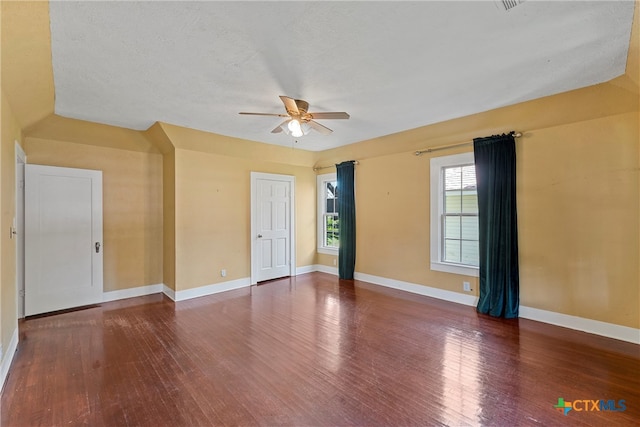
317, 173, 339, 254
430, 152, 480, 277
323, 181, 339, 249
443, 165, 479, 267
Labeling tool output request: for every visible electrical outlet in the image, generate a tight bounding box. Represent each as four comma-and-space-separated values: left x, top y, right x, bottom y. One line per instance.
463, 281, 471, 292
333, 259, 337, 266
221, 269, 227, 277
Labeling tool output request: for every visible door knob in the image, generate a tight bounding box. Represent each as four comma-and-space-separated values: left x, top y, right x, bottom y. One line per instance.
257, 234, 263, 238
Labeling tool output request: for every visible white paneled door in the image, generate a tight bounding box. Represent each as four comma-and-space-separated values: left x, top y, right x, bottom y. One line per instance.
25, 165, 103, 316
251, 173, 295, 283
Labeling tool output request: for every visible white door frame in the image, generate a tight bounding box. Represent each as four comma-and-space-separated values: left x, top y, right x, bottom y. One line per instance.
250, 172, 296, 285
15, 142, 26, 318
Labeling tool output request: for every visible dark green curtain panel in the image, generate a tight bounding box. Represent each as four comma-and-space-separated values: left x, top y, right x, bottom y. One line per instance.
473, 134, 519, 318
336, 161, 356, 280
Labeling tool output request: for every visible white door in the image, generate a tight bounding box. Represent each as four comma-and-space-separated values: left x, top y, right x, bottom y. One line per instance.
25, 165, 103, 316
251, 173, 295, 283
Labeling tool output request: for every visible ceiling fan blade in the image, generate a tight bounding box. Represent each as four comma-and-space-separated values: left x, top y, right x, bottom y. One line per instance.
308, 120, 333, 135
271, 120, 289, 134
239, 112, 290, 117
307, 112, 350, 120
279, 96, 299, 115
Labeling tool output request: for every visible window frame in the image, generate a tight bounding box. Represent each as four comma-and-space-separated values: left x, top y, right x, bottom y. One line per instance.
317, 173, 339, 255
430, 152, 479, 277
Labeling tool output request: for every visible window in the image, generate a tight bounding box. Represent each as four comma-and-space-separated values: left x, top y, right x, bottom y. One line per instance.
430, 152, 479, 276
317, 173, 339, 254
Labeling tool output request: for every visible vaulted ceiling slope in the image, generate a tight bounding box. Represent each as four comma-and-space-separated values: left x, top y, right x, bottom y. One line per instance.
35, 1, 640, 151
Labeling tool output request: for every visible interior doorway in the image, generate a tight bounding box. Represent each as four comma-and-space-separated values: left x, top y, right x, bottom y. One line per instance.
250, 172, 296, 284
25, 164, 103, 316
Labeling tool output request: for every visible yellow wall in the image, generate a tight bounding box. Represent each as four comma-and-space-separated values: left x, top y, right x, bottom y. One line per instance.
1, 89, 22, 360
519, 112, 638, 327
25, 134, 164, 292
172, 146, 316, 291
1, 0, 54, 129
160, 123, 316, 168
162, 150, 176, 290
142, 123, 176, 290
154, 123, 318, 292
315, 86, 639, 329
12, 115, 319, 297
27, 114, 158, 154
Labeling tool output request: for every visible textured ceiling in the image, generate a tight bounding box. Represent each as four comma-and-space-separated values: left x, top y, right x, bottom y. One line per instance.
49, 1, 635, 151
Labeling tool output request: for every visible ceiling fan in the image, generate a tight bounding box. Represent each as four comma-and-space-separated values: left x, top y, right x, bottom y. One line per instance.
239, 96, 350, 137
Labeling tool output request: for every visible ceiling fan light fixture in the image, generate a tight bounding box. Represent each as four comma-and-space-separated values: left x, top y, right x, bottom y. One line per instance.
282, 119, 311, 137
287, 119, 303, 137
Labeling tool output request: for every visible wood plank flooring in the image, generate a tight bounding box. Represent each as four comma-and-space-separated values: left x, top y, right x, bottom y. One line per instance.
1, 272, 639, 426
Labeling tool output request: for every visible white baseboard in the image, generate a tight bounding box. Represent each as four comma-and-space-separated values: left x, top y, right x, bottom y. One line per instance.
167, 277, 251, 302
102, 283, 164, 303
295, 265, 316, 275
165, 267, 329, 302
297, 264, 338, 276
354, 272, 479, 307
350, 271, 639, 345
1, 327, 19, 393
314, 264, 339, 276
163, 284, 176, 301
519, 306, 640, 345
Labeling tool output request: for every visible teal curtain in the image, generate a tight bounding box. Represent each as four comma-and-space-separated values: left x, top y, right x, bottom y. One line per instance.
473, 133, 519, 318
336, 161, 356, 280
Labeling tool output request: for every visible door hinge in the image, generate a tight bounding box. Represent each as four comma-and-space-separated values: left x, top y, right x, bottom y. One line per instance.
19, 289, 25, 297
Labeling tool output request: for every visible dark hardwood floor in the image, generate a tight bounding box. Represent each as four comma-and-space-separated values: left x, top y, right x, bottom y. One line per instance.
2, 272, 638, 426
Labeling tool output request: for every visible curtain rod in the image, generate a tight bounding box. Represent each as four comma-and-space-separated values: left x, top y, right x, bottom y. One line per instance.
313, 160, 359, 172
414, 131, 523, 156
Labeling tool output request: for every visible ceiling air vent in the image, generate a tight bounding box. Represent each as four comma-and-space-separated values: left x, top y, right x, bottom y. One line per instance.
495, 0, 526, 12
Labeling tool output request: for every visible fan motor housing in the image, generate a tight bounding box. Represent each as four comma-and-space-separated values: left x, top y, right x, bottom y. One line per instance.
293, 100, 309, 115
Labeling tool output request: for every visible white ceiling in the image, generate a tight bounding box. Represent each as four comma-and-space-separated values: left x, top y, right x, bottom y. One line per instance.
49, 1, 635, 152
